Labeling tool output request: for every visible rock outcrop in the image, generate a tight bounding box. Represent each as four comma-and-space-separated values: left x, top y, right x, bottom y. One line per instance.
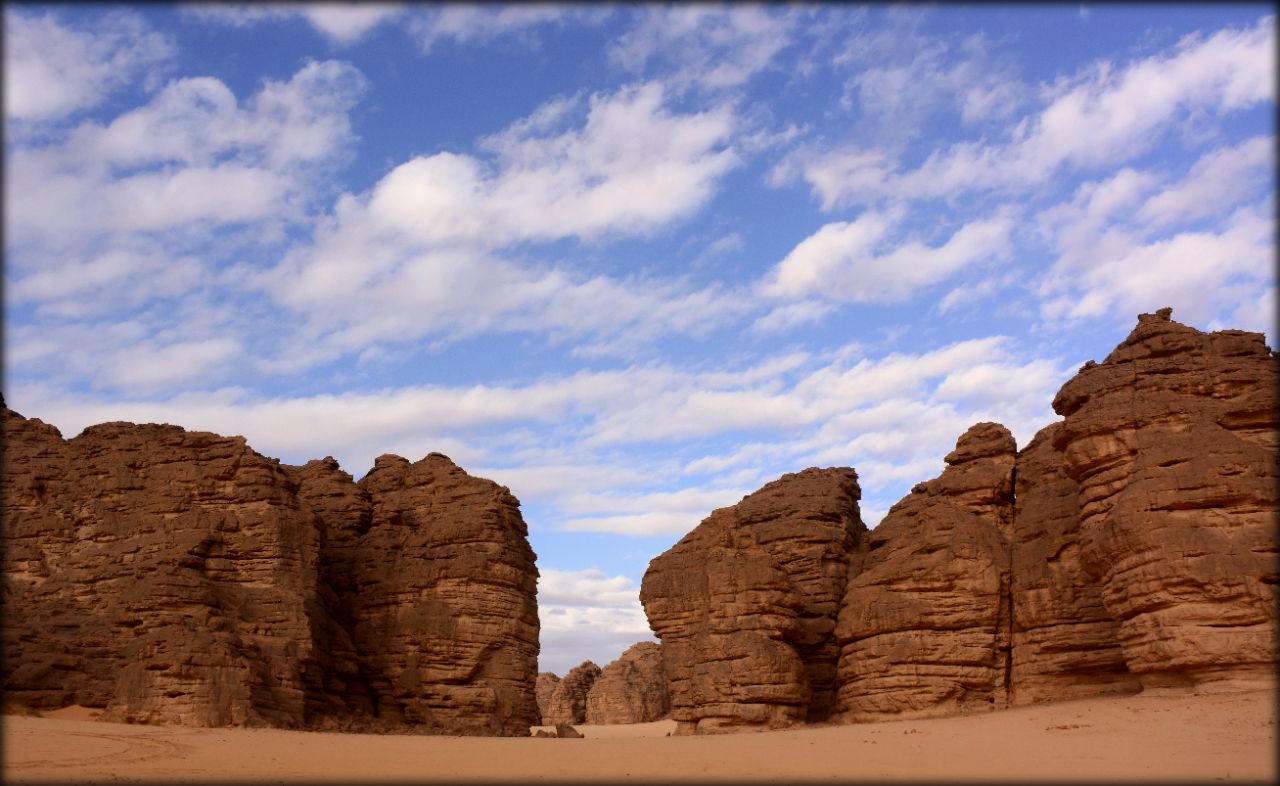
640, 468, 865, 734
1, 407, 540, 734
584, 641, 670, 724
835, 423, 1017, 722
535, 672, 561, 725
1008, 423, 1141, 705
1051, 308, 1278, 691
542, 661, 600, 725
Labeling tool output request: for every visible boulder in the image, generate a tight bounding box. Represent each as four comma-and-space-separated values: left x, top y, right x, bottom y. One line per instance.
835, 423, 1016, 722
584, 641, 670, 724
641, 468, 865, 733
1050, 308, 1278, 690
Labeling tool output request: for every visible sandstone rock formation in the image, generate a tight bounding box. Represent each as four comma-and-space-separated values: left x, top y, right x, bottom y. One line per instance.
584, 641, 670, 724
542, 661, 601, 725
835, 422, 1016, 722
1008, 423, 1141, 705
535, 672, 561, 725
1051, 308, 1278, 691
1, 407, 540, 734
640, 468, 865, 734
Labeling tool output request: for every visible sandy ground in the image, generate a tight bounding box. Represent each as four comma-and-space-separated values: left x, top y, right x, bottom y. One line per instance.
4, 687, 1275, 783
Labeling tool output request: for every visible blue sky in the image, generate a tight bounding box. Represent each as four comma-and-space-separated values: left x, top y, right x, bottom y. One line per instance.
4, 4, 1275, 675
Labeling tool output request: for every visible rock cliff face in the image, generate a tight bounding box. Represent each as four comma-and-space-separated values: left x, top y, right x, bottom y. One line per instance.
835, 423, 1016, 722
542, 661, 601, 725
585, 641, 670, 724
1008, 424, 1140, 705
1051, 308, 1278, 691
1, 408, 540, 734
535, 672, 561, 725
643, 309, 1276, 732
640, 468, 865, 734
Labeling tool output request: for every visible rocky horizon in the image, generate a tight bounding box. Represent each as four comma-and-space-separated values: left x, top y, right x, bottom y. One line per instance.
4, 308, 1275, 735
641, 308, 1278, 733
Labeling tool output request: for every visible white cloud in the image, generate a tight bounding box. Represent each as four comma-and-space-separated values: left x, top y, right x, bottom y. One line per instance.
250, 82, 744, 365
410, 5, 608, 52
537, 568, 655, 675
1135, 135, 1273, 227
183, 4, 403, 45
6, 60, 367, 250
4, 9, 173, 121
761, 209, 1015, 303
1036, 136, 1275, 334
609, 5, 795, 90
790, 16, 1275, 207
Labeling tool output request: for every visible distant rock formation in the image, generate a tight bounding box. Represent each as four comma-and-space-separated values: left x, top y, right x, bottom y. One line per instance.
535, 672, 561, 725
836, 422, 1017, 722
1, 407, 540, 735
641, 309, 1277, 732
542, 661, 601, 725
1051, 308, 1278, 691
640, 468, 866, 734
585, 641, 670, 724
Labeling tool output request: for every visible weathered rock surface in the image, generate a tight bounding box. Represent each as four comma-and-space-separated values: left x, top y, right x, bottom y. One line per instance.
1, 406, 540, 734
542, 661, 600, 725
584, 641, 670, 724
535, 672, 561, 725
640, 468, 865, 734
835, 423, 1017, 722
1008, 423, 1141, 705
1051, 308, 1278, 691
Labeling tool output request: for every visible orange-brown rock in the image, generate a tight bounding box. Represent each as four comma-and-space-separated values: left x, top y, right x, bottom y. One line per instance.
640, 468, 865, 734
535, 672, 561, 725
542, 661, 600, 725
835, 423, 1016, 722
339, 453, 539, 736
1008, 423, 1141, 704
2, 410, 324, 727
1, 407, 540, 735
584, 641, 670, 724
1050, 308, 1278, 691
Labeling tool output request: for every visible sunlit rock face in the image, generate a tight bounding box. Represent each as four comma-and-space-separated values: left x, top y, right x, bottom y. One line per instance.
1050, 308, 1278, 691
640, 468, 866, 734
585, 641, 670, 724
542, 660, 601, 725
2, 407, 540, 735
835, 422, 1017, 722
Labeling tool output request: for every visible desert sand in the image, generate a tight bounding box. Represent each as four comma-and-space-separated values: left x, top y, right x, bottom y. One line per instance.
4, 686, 1275, 783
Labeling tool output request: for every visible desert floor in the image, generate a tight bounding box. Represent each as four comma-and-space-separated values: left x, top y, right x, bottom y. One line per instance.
4, 686, 1275, 783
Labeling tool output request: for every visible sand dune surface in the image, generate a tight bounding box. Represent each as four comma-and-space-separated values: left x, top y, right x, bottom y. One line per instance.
5, 687, 1275, 783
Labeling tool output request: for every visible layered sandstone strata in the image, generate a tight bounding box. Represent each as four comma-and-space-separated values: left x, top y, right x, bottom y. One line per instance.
1, 407, 540, 734
542, 661, 600, 725
1051, 308, 1278, 690
585, 641, 670, 724
835, 423, 1016, 722
535, 672, 561, 725
1008, 423, 1141, 704
640, 468, 865, 734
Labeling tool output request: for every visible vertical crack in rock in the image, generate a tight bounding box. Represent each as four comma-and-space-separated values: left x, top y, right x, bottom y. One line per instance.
640, 468, 865, 734
835, 422, 1016, 722
1009, 423, 1140, 704
1050, 308, 1279, 691
542, 661, 601, 725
